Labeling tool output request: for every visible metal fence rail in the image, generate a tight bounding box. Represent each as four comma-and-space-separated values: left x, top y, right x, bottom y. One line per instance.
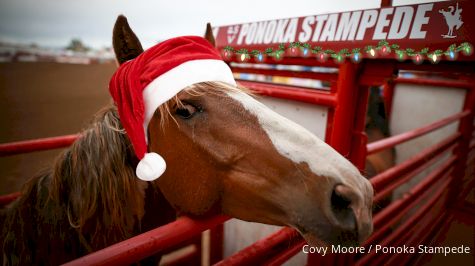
0, 134, 78, 156
63, 215, 229, 266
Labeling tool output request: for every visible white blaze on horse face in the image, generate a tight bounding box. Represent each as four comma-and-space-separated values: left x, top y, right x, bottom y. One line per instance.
227, 90, 363, 188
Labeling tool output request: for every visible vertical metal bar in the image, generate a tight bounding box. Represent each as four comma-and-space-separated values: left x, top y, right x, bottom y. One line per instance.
209, 224, 224, 264
350, 85, 370, 170
382, 80, 395, 120
325, 109, 335, 144
193, 236, 203, 265
328, 62, 361, 158
324, 84, 338, 144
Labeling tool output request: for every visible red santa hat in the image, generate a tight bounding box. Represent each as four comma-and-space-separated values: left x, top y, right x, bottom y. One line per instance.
109, 36, 236, 181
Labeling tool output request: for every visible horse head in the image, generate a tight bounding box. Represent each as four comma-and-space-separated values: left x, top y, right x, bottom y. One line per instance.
112, 16, 373, 246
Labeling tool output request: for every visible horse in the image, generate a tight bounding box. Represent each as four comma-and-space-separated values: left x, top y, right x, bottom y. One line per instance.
1, 16, 373, 265
365, 86, 395, 178
365, 87, 395, 211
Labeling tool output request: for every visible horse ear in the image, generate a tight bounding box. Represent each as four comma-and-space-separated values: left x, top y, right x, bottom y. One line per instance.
204, 22, 216, 47
113, 15, 144, 65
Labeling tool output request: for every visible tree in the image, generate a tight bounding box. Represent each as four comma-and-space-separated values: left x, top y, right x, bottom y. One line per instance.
66, 38, 89, 52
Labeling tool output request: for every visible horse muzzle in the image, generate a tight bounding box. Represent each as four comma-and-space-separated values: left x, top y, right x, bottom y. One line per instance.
293, 180, 374, 247
327, 183, 373, 245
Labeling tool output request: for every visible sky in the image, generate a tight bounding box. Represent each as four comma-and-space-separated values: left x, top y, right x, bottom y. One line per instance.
0, 0, 447, 49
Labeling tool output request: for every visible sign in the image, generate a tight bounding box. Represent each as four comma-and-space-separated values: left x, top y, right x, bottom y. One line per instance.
214, 0, 475, 58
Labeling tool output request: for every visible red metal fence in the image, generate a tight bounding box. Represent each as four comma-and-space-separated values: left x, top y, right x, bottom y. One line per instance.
1, 58, 473, 265
1, 1, 475, 265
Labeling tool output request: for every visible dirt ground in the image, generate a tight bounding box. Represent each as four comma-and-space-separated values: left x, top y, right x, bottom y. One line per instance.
0, 62, 116, 195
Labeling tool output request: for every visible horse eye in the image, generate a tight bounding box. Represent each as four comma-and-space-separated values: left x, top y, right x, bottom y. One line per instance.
175, 104, 198, 119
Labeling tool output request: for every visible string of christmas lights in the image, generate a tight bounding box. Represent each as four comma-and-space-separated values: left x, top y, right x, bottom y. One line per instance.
222, 41, 473, 65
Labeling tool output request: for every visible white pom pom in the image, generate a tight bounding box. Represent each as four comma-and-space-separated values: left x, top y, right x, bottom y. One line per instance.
136, 152, 166, 181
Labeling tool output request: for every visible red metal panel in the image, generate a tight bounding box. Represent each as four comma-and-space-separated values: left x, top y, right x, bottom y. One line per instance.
390, 203, 446, 249
367, 110, 470, 155
395, 77, 473, 89
370, 156, 456, 239
362, 184, 448, 266
380, 179, 448, 249
370, 133, 460, 191
0, 134, 78, 156
373, 141, 455, 203
358, 61, 397, 87
237, 80, 337, 106
62, 215, 229, 266
390, 211, 449, 266
396, 61, 475, 74
231, 66, 338, 82
230, 57, 339, 68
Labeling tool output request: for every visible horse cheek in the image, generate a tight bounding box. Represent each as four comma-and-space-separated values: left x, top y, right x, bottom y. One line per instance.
150, 122, 221, 216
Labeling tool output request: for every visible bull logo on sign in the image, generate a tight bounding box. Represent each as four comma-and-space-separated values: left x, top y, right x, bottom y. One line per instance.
439, 3, 463, 38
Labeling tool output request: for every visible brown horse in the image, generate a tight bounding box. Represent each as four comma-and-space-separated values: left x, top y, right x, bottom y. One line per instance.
365, 87, 395, 211
1, 16, 373, 265
365, 87, 395, 177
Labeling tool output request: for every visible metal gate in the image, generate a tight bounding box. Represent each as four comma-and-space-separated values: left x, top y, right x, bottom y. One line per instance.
1, 0, 474, 265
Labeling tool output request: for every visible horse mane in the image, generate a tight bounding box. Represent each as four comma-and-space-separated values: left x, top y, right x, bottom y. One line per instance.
2, 105, 147, 263
49, 105, 147, 246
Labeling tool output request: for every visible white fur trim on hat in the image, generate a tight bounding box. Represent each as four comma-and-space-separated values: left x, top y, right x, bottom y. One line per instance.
138, 59, 235, 181
142, 59, 236, 140
136, 152, 166, 181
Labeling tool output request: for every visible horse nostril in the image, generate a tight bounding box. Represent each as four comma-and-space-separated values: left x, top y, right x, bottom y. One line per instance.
331, 186, 352, 210
330, 185, 357, 232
